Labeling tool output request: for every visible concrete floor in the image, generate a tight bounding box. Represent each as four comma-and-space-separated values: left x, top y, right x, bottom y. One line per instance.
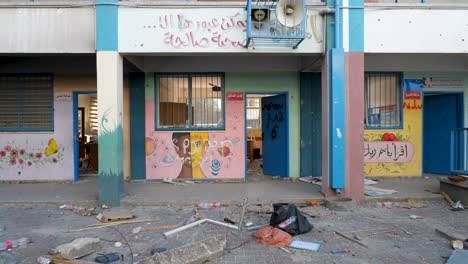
0, 175, 443, 206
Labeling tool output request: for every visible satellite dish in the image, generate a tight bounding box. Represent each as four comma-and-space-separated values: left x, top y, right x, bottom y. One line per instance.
276, 0, 304, 28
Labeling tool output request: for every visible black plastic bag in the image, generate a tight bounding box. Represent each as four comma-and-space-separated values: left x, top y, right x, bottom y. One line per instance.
269, 203, 313, 236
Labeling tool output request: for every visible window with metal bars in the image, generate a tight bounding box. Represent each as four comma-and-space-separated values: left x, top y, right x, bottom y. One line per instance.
364, 72, 402, 129
246, 96, 261, 129
155, 73, 224, 130
0, 74, 54, 131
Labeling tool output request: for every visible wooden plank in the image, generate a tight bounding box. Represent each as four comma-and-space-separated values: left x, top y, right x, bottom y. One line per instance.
66, 218, 160, 233
335, 231, 368, 248
96, 212, 134, 223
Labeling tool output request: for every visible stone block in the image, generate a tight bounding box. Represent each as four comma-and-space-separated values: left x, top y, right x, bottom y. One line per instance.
138, 235, 226, 264
55, 237, 101, 259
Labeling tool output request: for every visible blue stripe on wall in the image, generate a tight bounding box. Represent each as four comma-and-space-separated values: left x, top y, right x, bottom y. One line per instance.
349, 0, 364, 52
96, 0, 118, 51
329, 48, 346, 190
129, 72, 146, 180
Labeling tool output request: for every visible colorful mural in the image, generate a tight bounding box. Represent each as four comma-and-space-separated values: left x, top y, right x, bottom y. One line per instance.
364, 80, 423, 177
145, 92, 245, 180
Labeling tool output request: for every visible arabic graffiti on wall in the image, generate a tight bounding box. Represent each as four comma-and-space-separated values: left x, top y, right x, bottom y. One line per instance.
364, 141, 414, 163
364, 85, 423, 176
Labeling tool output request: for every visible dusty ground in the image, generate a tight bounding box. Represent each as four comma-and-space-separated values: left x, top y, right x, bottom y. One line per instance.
0, 200, 466, 264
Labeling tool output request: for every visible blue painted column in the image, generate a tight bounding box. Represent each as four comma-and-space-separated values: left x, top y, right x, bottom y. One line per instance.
322, 0, 364, 200
96, 0, 124, 206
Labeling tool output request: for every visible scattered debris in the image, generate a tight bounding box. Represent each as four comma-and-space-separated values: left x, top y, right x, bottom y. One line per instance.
305, 200, 319, 206
270, 203, 313, 236
364, 179, 379, 185
364, 186, 398, 196
164, 218, 239, 237
335, 231, 368, 248
252, 226, 292, 247
398, 199, 427, 209
101, 204, 110, 209
223, 217, 236, 225
1, 237, 32, 251
94, 253, 121, 263
446, 250, 468, 264
364, 217, 413, 236
59, 205, 97, 217
132, 224, 182, 234
150, 248, 167, 255
54, 237, 101, 260
298, 176, 322, 186
279, 247, 292, 254
289, 240, 321, 251
137, 235, 226, 264
448, 176, 467, 183
246, 224, 270, 231
352, 234, 362, 240
451, 240, 464, 250
435, 228, 468, 249
425, 189, 440, 194
114, 242, 122, 247
244, 222, 253, 227
378, 201, 398, 208
442, 192, 465, 211
162, 177, 186, 186
96, 212, 134, 223
50, 256, 96, 264
67, 218, 160, 233
409, 214, 423, 219
37, 256, 52, 264
330, 249, 351, 254
197, 202, 221, 210
342, 227, 390, 235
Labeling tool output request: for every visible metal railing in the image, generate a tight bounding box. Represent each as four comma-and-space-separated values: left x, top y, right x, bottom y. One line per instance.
450, 128, 468, 175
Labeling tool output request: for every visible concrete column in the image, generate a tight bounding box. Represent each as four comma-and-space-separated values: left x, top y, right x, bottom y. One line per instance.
97, 52, 124, 206
322, 0, 364, 201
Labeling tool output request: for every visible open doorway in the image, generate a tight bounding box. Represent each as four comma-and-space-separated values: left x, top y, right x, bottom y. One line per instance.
245, 93, 289, 181
73, 92, 98, 181
423, 93, 463, 175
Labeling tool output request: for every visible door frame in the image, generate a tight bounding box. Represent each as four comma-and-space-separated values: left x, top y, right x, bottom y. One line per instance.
423, 91, 464, 174
73, 91, 97, 182
244, 92, 289, 181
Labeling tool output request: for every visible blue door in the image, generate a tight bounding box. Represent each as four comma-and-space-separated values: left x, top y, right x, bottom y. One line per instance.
423, 94, 461, 174
261, 94, 288, 177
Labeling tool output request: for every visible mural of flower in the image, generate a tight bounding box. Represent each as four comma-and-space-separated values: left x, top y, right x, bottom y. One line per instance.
0, 139, 64, 170
29, 153, 34, 158
381, 133, 398, 142
52, 158, 58, 163
0, 151, 5, 157
35, 153, 42, 159
4, 146, 11, 152
18, 159, 24, 165
9, 159, 16, 165
19, 149, 25, 155
10, 149, 18, 158
27, 161, 32, 166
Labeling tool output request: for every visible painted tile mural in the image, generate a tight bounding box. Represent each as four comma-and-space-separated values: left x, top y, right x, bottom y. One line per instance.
0, 95, 73, 180
364, 80, 423, 177
145, 95, 245, 179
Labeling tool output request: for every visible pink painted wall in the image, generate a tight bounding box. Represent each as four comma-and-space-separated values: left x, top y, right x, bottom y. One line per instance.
145, 98, 245, 180
0, 95, 74, 181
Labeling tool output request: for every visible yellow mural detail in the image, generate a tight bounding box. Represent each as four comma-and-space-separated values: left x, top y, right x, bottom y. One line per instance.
190, 132, 209, 179
44, 138, 58, 157
364, 98, 422, 177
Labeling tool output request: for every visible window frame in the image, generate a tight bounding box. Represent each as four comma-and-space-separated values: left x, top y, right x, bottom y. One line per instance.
0, 73, 54, 132
364, 72, 403, 130
154, 72, 226, 131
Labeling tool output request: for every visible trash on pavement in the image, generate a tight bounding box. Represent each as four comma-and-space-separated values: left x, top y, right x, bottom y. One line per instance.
441, 192, 465, 211
197, 202, 221, 210
270, 203, 313, 236
223, 217, 236, 225
0, 237, 32, 251
409, 214, 423, 219
364, 186, 398, 196
37, 256, 52, 264
246, 224, 270, 231
252, 226, 292, 247
451, 240, 464, 250
96, 212, 134, 223
94, 253, 121, 263
330, 249, 351, 254
289, 240, 321, 251
398, 199, 427, 209
164, 218, 239, 237
150, 247, 167, 255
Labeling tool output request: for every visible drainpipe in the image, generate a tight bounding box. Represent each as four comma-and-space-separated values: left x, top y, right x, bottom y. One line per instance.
334, 0, 342, 49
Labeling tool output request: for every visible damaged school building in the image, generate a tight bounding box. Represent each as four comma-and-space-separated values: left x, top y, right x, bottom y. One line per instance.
1, 0, 468, 206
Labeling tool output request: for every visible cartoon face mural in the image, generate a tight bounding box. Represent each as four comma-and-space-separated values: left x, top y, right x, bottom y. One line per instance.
190, 132, 208, 179
172, 132, 192, 178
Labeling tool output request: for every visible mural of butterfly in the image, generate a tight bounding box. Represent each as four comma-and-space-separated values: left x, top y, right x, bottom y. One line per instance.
45, 138, 58, 157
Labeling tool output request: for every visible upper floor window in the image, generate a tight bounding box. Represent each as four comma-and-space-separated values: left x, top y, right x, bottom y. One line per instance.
0, 74, 54, 131
155, 73, 224, 130
364, 72, 402, 129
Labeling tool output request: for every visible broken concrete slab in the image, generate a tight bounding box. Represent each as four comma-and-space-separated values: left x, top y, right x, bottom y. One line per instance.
54, 237, 101, 259
137, 235, 226, 264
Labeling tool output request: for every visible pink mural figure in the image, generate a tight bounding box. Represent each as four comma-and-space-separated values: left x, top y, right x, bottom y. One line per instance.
172, 133, 192, 178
